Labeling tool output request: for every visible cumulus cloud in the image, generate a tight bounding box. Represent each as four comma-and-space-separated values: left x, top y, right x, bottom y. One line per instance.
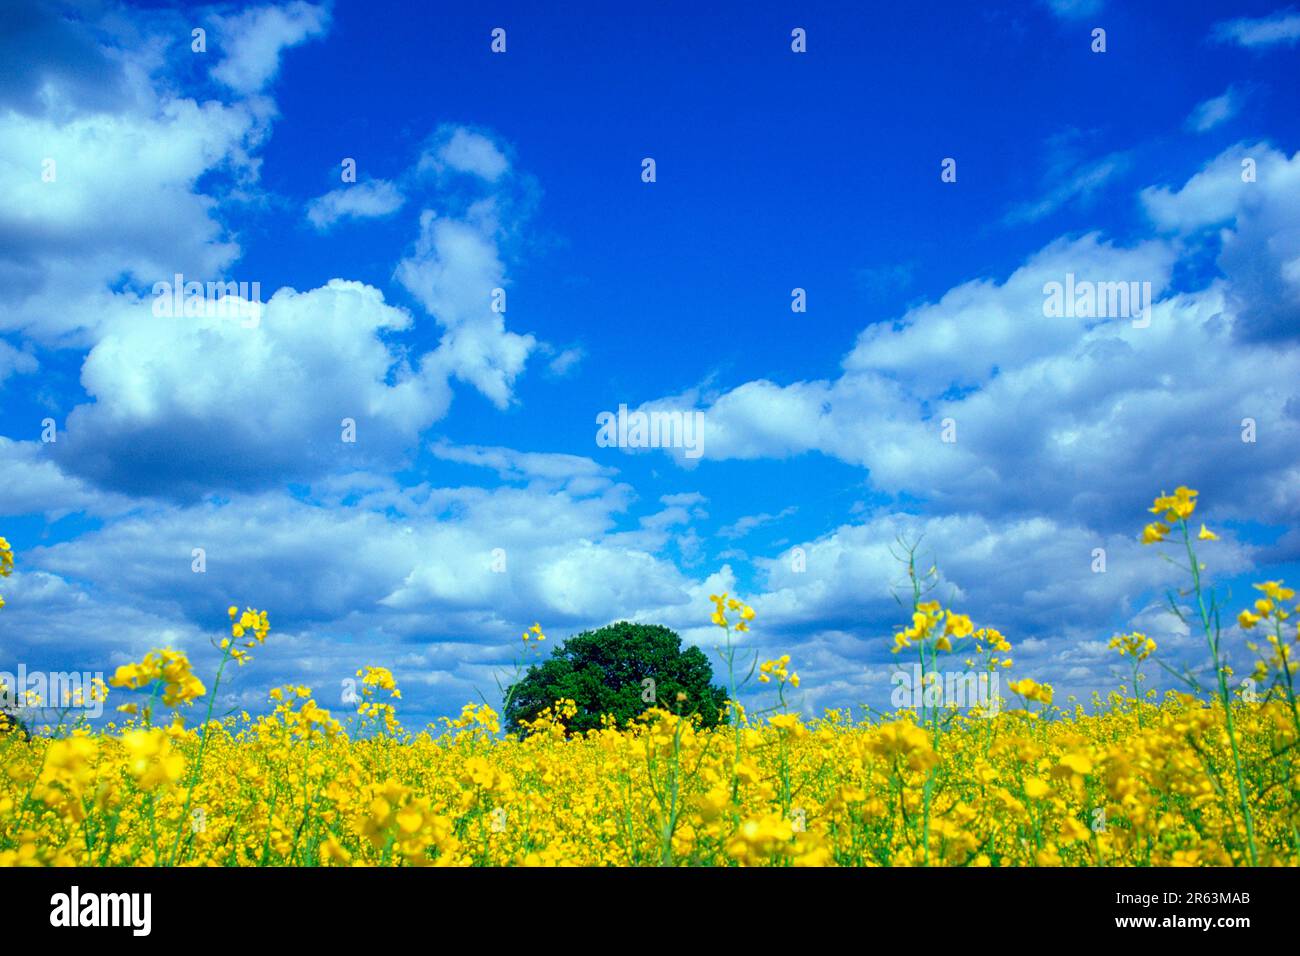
0, 3, 332, 348
1142, 143, 1300, 340
53, 281, 450, 498
0, 92, 265, 343
2, 442, 1263, 719
0, 437, 135, 520
0, 0, 136, 116
363, 125, 545, 412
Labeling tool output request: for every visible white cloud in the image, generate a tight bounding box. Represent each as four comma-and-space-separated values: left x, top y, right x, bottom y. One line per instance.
306, 179, 405, 230
0, 438, 135, 520
546, 346, 585, 377
398, 127, 540, 412
1186, 87, 1243, 133
1142, 143, 1300, 340
419, 127, 510, 182
209, 2, 331, 95
430, 441, 616, 487
690, 285, 1299, 531
843, 233, 1175, 391
718, 507, 797, 540
0, 340, 37, 384
1041, 0, 1103, 20
0, 94, 267, 343
1004, 148, 1128, 225
754, 512, 1224, 634
54, 280, 451, 497
1212, 9, 1300, 48
396, 204, 538, 409
660, 492, 708, 509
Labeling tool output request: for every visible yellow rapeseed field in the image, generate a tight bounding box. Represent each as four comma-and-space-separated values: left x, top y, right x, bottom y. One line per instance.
1, 488, 1298, 867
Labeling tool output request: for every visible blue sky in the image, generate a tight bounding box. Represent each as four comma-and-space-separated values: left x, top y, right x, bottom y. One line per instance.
2, 0, 1299, 726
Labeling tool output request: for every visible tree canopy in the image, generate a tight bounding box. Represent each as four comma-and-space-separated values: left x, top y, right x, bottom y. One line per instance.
503, 621, 728, 734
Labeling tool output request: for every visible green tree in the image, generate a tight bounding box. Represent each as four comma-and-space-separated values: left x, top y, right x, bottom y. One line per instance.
503, 621, 728, 734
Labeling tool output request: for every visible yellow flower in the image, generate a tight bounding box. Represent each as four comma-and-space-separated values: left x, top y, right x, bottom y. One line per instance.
944, 612, 974, 639
319, 835, 352, 866
709, 594, 754, 631
1149, 486, 1198, 523
1057, 752, 1092, 776
1197, 524, 1219, 541
1109, 632, 1156, 661
1171, 485, 1198, 518
768, 713, 804, 735
0, 535, 13, 609
758, 655, 796, 687
1024, 777, 1050, 799
109, 649, 206, 706
1255, 580, 1295, 602
121, 728, 185, 790
868, 719, 939, 772
1141, 522, 1170, 544
1009, 678, 1054, 705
